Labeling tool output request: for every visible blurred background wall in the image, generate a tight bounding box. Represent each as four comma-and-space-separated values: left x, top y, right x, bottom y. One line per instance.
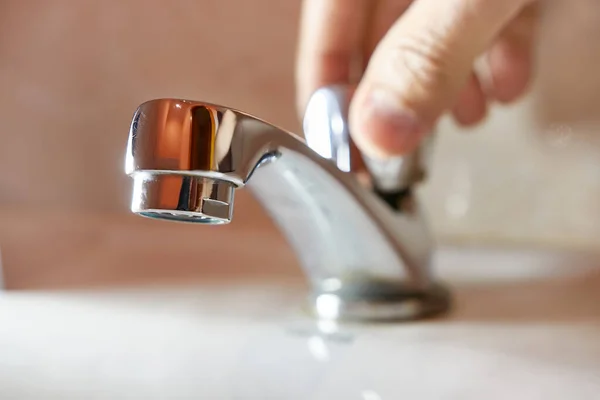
0, 0, 599, 287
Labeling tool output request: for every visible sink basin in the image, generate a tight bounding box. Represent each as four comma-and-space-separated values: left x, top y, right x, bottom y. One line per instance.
1, 243, 600, 399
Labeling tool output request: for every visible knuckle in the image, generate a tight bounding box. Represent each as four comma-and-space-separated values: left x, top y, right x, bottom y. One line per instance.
383, 33, 453, 98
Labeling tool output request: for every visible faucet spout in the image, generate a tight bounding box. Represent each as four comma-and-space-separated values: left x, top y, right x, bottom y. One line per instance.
125, 94, 451, 322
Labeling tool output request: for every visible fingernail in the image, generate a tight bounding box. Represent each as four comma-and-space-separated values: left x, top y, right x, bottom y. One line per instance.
356, 88, 426, 156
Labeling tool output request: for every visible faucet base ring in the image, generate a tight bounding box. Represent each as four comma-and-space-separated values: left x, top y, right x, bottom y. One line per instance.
307, 282, 451, 322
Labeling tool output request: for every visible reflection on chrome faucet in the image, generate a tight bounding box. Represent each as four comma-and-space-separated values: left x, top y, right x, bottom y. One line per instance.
124, 86, 451, 322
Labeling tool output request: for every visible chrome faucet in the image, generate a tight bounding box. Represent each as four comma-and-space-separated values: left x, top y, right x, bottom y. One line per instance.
124, 85, 451, 322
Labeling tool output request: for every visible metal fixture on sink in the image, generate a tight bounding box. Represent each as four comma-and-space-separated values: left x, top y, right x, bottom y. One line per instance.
124, 85, 451, 322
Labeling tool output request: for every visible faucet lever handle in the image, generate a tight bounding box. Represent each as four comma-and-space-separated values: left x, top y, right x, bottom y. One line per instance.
302, 84, 359, 173
303, 85, 433, 193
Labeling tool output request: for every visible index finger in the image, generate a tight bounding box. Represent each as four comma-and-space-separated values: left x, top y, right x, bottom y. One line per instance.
295, 0, 370, 116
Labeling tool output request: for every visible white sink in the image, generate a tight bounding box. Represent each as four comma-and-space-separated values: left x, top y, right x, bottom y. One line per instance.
1, 246, 600, 399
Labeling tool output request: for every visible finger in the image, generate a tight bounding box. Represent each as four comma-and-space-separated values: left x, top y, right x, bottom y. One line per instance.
363, 0, 413, 62
452, 72, 488, 126
487, 3, 539, 103
295, 0, 370, 116
349, 0, 534, 158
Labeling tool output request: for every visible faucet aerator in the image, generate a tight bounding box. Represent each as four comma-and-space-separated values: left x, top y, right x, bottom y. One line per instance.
130, 172, 235, 224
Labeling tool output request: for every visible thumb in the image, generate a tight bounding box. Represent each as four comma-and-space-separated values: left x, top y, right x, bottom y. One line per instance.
349, 0, 533, 158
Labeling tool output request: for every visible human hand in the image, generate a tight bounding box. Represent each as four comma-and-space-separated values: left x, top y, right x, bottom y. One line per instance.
296, 0, 538, 158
